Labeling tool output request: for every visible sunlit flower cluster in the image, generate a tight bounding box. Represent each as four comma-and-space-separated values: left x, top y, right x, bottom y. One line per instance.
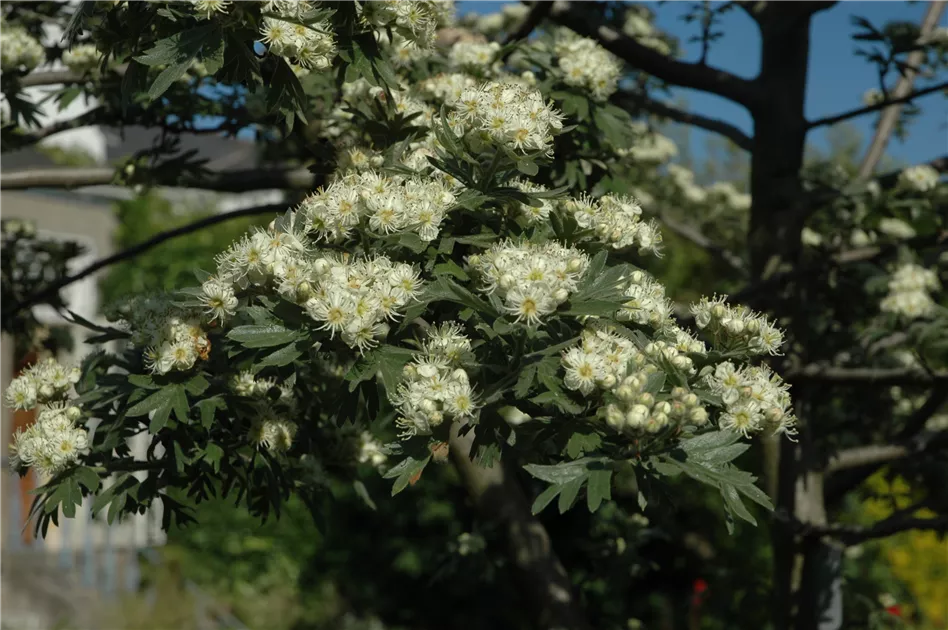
0, 24, 45, 72
898, 164, 940, 192
10, 404, 88, 477
619, 270, 674, 329
560, 194, 663, 254
189, 0, 231, 19
448, 41, 501, 72
876, 217, 916, 240
5, 357, 80, 411
357, 431, 388, 467
862, 88, 885, 107
622, 10, 672, 55
5, 357, 87, 476
359, 0, 455, 49
115, 297, 211, 375
298, 171, 457, 242
447, 81, 564, 155
213, 225, 308, 293
553, 32, 623, 101
880, 263, 940, 320
562, 328, 709, 435
260, 1, 335, 71
62, 44, 100, 74
303, 254, 424, 352
468, 241, 589, 325
690, 295, 785, 356
393, 323, 477, 437
705, 362, 796, 438
336, 145, 385, 173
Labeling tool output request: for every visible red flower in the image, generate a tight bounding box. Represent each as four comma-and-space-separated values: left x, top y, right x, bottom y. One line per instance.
885, 604, 902, 618
693, 578, 709, 595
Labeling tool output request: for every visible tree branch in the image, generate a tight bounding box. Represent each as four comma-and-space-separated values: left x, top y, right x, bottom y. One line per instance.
656, 211, 747, 274
807, 81, 948, 129
17, 66, 127, 88
805, 510, 948, 545
547, 1, 760, 109
449, 423, 591, 630
6, 107, 107, 145
4, 204, 290, 320
856, 0, 948, 178
785, 366, 948, 386
613, 90, 753, 151
502, 1, 552, 47
0, 166, 324, 192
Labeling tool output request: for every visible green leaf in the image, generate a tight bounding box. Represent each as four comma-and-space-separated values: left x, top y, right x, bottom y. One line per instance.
201, 25, 225, 74
128, 374, 159, 389
184, 374, 209, 396
204, 443, 224, 473
148, 60, 191, 100
424, 277, 498, 317
566, 432, 602, 459
227, 324, 301, 348
127, 385, 182, 417
383, 456, 431, 495
74, 467, 100, 493
558, 477, 584, 513
516, 160, 539, 176
197, 396, 225, 429
353, 480, 377, 511
722, 484, 756, 526
531, 483, 562, 515
514, 363, 537, 399
434, 260, 470, 281
170, 387, 189, 424
150, 399, 173, 433
586, 469, 612, 512
523, 458, 603, 485
256, 343, 303, 368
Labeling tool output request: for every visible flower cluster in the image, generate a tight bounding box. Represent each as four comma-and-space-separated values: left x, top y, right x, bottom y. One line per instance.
393, 323, 477, 437
260, 1, 335, 71
898, 164, 940, 192
862, 88, 885, 106
619, 124, 679, 164
5, 357, 87, 477
468, 240, 589, 325
620, 270, 674, 329
62, 44, 100, 74
298, 171, 457, 242
116, 297, 211, 375
448, 41, 501, 72
562, 328, 709, 434
419, 72, 478, 103
512, 178, 554, 222
247, 408, 298, 455
880, 263, 940, 320
0, 24, 45, 72
357, 431, 388, 468
622, 10, 672, 55
705, 362, 796, 438
302, 254, 423, 352
231, 370, 296, 411
707, 181, 751, 212
690, 295, 784, 356
667, 164, 708, 204
553, 32, 623, 101
190, 0, 231, 19
5, 357, 80, 411
447, 81, 564, 155
560, 194, 663, 254
359, 1, 454, 49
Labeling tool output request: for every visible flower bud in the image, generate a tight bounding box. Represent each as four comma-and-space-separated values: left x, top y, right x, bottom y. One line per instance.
683, 393, 699, 408
428, 410, 444, 426
451, 368, 469, 384
468, 255, 481, 267
723, 318, 745, 335
499, 274, 515, 289
616, 385, 635, 401
630, 270, 644, 284
672, 356, 693, 372
567, 258, 584, 272
403, 364, 417, 378
626, 404, 649, 427
553, 288, 569, 304
599, 374, 617, 389
654, 401, 672, 415
66, 406, 82, 422
297, 281, 314, 301
69, 367, 81, 383
671, 387, 687, 400
38, 384, 55, 401
646, 412, 669, 433
313, 258, 330, 275
711, 304, 727, 320
605, 404, 626, 429
745, 319, 761, 334
375, 322, 390, 338
635, 392, 655, 408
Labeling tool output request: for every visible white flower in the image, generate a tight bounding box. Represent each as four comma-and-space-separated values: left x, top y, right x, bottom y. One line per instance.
5, 373, 38, 410
553, 32, 623, 101
689, 295, 785, 356
561, 194, 661, 255
877, 218, 916, 240
449, 41, 500, 71
898, 165, 939, 192
190, 0, 231, 19
248, 411, 297, 454
200, 278, 238, 323
562, 348, 603, 395
357, 431, 388, 467
0, 25, 45, 72
62, 44, 100, 74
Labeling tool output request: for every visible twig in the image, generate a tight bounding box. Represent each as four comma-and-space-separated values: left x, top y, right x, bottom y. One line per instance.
502, 2, 552, 48
547, 1, 760, 108
1, 165, 324, 191
4, 204, 290, 319
613, 90, 753, 151
856, 1, 948, 178
807, 81, 948, 129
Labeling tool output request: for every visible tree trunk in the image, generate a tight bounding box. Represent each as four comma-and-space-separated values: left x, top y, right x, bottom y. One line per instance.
449, 423, 592, 630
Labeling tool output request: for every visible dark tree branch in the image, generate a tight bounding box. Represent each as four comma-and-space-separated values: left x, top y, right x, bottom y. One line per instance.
807, 81, 948, 129
449, 423, 591, 630
857, 1, 948, 178
656, 211, 747, 273
547, 1, 760, 109
826, 391, 948, 502
1, 166, 324, 191
7, 107, 107, 145
805, 510, 948, 545
785, 366, 948, 386
4, 204, 290, 320
503, 1, 552, 47
613, 90, 753, 151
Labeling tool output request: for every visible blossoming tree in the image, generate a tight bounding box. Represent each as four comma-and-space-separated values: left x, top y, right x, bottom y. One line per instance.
1, 2, 946, 629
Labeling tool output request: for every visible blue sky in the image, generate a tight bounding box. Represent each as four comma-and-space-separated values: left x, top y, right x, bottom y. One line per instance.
458, 1, 946, 168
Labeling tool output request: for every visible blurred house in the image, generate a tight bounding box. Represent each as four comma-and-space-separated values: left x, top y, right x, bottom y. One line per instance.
1, 125, 278, 629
